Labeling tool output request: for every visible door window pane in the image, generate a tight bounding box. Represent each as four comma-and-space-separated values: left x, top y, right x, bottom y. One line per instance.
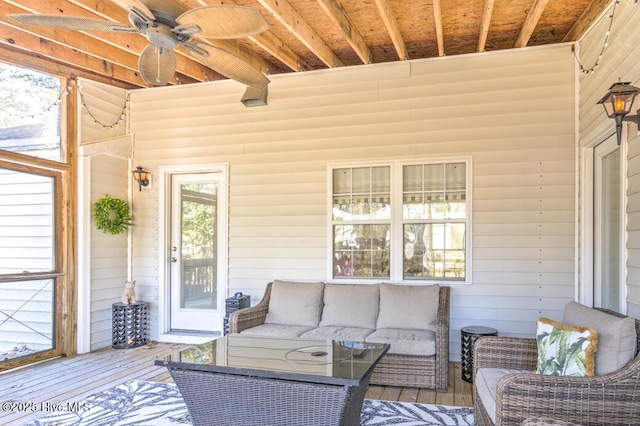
599, 148, 621, 311
180, 183, 217, 310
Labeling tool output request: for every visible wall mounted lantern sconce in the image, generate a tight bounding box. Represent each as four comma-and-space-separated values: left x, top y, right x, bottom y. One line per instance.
132, 166, 150, 191
598, 81, 640, 145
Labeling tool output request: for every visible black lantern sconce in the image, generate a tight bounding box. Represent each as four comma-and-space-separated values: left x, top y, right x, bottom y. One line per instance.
598, 81, 640, 145
132, 166, 150, 191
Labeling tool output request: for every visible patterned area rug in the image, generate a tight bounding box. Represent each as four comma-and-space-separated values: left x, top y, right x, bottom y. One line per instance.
27, 380, 474, 425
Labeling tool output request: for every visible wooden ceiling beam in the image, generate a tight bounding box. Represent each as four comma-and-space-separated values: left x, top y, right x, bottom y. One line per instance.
316, 0, 374, 64
257, 0, 344, 68
432, 0, 444, 57
250, 30, 307, 72
179, 0, 306, 72
0, 24, 146, 87
477, 0, 494, 52
1, 3, 140, 70
514, 0, 550, 48
563, 0, 611, 42
374, 0, 407, 60
0, 45, 135, 89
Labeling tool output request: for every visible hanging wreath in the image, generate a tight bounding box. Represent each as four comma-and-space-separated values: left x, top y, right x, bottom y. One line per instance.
93, 195, 133, 235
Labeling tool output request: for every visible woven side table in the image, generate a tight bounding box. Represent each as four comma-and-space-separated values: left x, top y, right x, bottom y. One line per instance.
112, 302, 149, 349
460, 325, 498, 383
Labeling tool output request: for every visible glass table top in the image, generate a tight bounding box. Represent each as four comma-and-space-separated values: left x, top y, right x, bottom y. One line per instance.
157, 334, 390, 386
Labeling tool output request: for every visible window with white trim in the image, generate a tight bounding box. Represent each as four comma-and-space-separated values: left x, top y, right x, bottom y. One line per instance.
330, 159, 471, 282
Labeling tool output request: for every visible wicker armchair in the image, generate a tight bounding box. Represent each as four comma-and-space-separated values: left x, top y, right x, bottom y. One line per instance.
473, 309, 640, 426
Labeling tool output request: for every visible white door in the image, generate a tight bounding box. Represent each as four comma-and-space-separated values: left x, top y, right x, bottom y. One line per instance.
594, 135, 625, 312
169, 173, 225, 331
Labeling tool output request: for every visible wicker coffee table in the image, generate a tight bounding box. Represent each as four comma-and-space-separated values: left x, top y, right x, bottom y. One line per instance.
156, 335, 390, 426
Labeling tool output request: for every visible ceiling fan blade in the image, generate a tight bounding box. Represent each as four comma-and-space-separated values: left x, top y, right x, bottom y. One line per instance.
9, 14, 137, 32
138, 44, 177, 87
110, 0, 156, 23
187, 42, 269, 89
176, 5, 270, 39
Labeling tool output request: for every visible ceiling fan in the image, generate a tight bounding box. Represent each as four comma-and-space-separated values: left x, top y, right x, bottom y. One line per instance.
10, 0, 271, 88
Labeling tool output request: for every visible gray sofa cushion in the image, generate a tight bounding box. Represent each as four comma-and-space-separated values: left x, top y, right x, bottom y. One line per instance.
239, 323, 315, 338
475, 367, 530, 424
319, 283, 380, 329
264, 280, 324, 327
377, 283, 439, 331
563, 301, 637, 375
299, 326, 374, 342
365, 328, 436, 356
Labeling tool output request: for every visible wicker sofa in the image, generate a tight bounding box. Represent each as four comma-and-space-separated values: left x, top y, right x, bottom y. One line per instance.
473, 303, 640, 426
228, 280, 450, 391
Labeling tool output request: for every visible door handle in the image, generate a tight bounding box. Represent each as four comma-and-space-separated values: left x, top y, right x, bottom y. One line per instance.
170, 257, 177, 263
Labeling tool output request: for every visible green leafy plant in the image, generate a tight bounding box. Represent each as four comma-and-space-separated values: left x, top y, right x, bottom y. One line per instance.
93, 195, 133, 235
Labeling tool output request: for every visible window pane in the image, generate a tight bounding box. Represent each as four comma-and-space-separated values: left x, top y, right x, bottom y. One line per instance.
403, 223, 465, 280
371, 166, 390, 192
404, 163, 466, 220
333, 224, 390, 278
352, 167, 370, 193
424, 164, 444, 191
0, 63, 62, 162
0, 169, 55, 274
333, 168, 351, 194
332, 166, 390, 221
0, 279, 55, 359
446, 163, 466, 190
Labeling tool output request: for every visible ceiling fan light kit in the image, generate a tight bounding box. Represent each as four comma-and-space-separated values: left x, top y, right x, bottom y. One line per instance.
9, 0, 271, 89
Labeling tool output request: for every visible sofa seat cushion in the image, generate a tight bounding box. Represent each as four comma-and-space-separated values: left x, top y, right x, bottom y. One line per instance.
365, 328, 436, 356
239, 323, 315, 338
377, 284, 440, 331
475, 367, 530, 424
319, 284, 380, 329
563, 301, 637, 375
264, 280, 324, 327
299, 326, 375, 342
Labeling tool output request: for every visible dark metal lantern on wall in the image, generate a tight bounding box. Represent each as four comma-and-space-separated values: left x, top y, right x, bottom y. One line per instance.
132, 166, 150, 191
598, 81, 640, 145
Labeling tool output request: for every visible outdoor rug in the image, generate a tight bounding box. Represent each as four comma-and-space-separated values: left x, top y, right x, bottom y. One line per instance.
27, 380, 475, 425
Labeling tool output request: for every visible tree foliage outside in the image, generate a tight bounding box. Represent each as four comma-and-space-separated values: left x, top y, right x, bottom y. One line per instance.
0, 62, 61, 129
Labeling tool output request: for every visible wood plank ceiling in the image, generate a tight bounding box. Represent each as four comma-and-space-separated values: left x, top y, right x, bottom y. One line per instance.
0, 0, 611, 89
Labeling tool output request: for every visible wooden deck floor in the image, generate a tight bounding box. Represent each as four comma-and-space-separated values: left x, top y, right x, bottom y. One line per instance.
0, 342, 473, 425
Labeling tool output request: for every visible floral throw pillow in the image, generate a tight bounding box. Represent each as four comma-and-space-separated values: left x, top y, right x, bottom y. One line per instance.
536, 317, 598, 377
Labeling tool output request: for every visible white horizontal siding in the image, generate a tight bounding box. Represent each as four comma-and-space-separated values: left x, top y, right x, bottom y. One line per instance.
129, 43, 576, 360
89, 153, 129, 351
78, 78, 128, 144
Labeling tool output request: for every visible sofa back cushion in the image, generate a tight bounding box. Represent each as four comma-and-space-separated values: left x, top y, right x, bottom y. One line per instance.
376, 283, 440, 331
265, 280, 324, 327
319, 284, 380, 329
563, 301, 637, 375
